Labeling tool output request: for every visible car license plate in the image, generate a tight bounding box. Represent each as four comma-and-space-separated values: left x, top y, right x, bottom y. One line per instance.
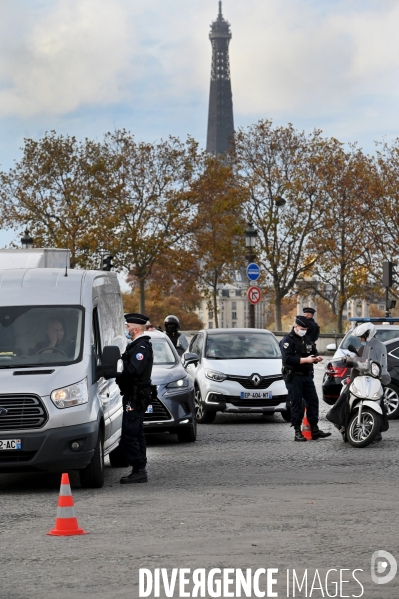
0, 439, 21, 450
145, 405, 153, 414
240, 391, 273, 400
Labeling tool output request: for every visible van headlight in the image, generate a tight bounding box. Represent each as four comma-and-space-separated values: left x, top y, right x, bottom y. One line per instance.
205, 369, 227, 382
51, 378, 88, 409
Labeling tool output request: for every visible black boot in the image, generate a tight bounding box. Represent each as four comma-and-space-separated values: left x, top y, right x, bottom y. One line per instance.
311, 425, 331, 439
120, 468, 148, 484
294, 426, 307, 442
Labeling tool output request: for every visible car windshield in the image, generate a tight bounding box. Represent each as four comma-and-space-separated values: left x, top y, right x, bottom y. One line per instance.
151, 339, 176, 366
0, 306, 84, 368
205, 333, 281, 359
341, 328, 399, 350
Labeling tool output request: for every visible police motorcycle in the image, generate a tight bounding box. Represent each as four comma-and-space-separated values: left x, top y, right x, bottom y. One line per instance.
327, 324, 389, 448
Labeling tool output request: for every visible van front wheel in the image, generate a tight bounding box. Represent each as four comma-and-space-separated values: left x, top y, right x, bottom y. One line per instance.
79, 431, 105, 488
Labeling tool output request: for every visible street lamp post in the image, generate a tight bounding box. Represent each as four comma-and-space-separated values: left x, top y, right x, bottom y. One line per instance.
245, 222, 258, 328
20, 229, 34, 249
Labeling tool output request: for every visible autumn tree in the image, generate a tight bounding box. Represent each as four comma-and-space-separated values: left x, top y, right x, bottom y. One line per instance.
95, 131, 200, 313
0, 131, 104, 268
235, 120, 326, 330
187, 154, 247, 328
305, 141, 378, 332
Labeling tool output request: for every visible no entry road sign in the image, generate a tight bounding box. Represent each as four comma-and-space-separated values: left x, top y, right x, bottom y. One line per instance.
247, 286, 261, 305
247, 263, 260, 281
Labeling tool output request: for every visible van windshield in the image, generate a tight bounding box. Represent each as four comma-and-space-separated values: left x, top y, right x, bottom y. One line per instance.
0, 306, 84, 368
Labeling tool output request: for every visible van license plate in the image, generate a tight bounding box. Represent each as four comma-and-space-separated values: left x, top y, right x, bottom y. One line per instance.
240, 392, 273, 400
0, 439, 22, 450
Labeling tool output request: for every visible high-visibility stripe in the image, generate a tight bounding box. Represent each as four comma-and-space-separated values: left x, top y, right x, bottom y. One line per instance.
56, 506, 76, 519
58, 495, 74, 508
53, 517, 80, 531
61, 473, 70, 485
59, 484, 72, 496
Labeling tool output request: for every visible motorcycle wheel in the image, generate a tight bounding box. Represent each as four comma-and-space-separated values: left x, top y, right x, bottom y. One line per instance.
347, 408, 381, 448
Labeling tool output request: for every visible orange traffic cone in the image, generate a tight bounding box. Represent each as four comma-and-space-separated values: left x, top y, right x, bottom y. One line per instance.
47, 473, 88, 536
301, 409, 312, 440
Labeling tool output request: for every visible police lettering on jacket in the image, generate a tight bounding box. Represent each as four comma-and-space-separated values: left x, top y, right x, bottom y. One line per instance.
280, 329, 318, 374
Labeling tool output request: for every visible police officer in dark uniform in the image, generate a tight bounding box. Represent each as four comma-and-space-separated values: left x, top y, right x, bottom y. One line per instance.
303, 307, 320, 343
280, 315, 331, 441
117, 313, 154, 484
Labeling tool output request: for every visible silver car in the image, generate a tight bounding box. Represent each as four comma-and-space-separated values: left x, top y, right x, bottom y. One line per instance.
184, 329, 289, 424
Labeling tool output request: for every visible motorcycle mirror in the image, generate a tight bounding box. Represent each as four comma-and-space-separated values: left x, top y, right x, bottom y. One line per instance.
347, 344, 359, 356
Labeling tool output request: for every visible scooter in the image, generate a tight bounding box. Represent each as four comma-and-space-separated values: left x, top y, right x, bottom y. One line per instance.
328, 345, 385, 448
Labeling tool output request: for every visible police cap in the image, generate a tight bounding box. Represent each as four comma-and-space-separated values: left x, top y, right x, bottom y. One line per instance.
295, 315, 309, 328
303, 307, 316, 315
124, 313, 149, 324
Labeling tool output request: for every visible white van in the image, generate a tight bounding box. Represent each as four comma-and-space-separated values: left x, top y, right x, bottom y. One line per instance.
0, 267, 126, 487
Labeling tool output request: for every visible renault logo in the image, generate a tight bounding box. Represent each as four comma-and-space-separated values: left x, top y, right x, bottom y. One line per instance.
0, 408, 8, 416
251, 374, 261, 387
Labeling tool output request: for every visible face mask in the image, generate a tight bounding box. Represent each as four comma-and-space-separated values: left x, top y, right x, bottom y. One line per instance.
125, 330, 132, 340
361, 341, 367, 346
296, 328, 307, 337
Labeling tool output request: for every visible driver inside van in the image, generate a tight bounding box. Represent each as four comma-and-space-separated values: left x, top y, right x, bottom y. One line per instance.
34, 318, 74, 357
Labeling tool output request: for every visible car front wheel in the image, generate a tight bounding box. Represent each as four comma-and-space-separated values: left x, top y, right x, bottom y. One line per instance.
177, 419, 197, 443
384, 383, 399, 419
195, 386, 216, 424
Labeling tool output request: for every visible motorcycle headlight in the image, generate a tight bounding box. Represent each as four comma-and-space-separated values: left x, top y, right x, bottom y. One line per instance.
371, 362, 381, 377
166, 377, 189, 389
373, 389, 383, 399
205, 369, 227, 382
350, 382, 362, 398
51, 378, 88, 409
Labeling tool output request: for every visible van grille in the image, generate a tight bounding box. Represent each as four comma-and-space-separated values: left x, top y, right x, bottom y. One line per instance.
0, 451, 36, 463
0, 394, 48, 430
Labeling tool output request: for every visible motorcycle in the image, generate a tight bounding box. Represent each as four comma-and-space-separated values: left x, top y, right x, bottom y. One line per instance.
326, 344, 387, 448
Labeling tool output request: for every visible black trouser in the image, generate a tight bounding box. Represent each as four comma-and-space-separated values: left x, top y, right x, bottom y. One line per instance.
121, 395, 147, 470
286, 374, 319, 427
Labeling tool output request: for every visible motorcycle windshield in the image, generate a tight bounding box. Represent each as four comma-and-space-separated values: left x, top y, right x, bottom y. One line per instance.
355, 339, 390, 384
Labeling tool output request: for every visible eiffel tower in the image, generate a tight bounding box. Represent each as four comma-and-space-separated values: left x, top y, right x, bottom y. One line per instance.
206, 2, 234, 155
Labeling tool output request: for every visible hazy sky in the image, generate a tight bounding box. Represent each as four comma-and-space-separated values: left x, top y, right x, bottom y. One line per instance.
1, 0, 399, 246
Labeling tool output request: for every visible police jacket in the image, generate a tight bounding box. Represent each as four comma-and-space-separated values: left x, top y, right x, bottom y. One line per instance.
280, 328, 318, 374
306, 318, 320, 343
116, 335, 153, 396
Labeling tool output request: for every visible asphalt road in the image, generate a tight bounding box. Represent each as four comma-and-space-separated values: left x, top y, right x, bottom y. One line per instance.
1, 362, 399, 599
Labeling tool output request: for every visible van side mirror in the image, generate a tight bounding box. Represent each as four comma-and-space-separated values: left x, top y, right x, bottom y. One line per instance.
182, 352, 200, 368
99, 345, 122, 379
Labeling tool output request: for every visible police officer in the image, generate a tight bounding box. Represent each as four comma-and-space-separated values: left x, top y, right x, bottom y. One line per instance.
280, 315, 331, 441
164, 315, 188, 356
303, 307, 320, 343
117, 313, 154, 484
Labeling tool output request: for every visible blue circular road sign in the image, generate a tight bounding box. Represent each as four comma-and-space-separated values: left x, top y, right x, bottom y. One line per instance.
247, 263, 260, 281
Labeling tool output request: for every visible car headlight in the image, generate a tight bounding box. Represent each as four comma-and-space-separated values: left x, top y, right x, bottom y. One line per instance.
51, 378, 88, 409
166, 377, 189, 389
205, 369, 226, 382
371, 362, 381, 377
